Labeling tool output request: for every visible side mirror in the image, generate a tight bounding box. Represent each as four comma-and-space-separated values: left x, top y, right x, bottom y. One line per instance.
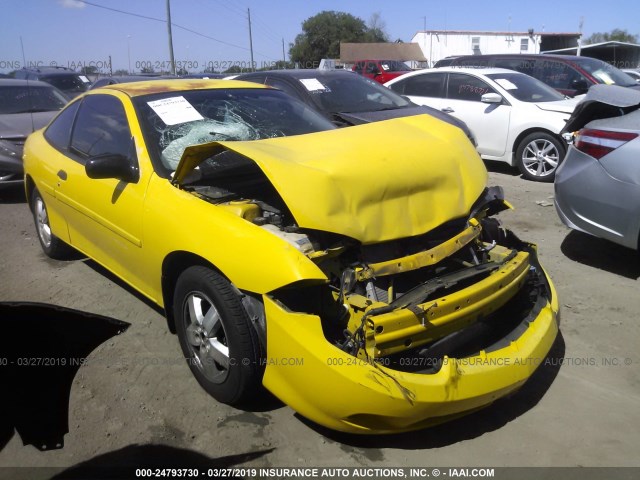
481, 93, 503, 104
86, 153, 139, 183
570, 79, 589, 94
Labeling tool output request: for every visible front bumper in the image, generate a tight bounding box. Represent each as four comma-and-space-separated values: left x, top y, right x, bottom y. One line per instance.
0, 147, 25, 187
262, 265, 559, 434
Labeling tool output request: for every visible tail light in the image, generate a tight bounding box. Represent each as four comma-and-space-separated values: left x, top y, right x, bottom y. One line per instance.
574, 128, 638, 160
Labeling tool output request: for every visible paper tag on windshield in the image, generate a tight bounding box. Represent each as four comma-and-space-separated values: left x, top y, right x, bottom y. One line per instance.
147, 96, 204, 125
300, 78, 327, 91
494, 79, 517, 90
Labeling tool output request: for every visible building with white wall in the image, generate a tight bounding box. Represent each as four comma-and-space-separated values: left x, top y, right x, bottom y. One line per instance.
411, 30, 581, 66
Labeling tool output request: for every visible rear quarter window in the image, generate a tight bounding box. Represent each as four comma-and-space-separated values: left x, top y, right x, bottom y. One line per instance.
44, 100, 81, 152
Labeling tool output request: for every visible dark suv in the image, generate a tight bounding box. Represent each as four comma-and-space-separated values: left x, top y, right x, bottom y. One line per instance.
14, 66, 91, 98
434, 54, 640, 97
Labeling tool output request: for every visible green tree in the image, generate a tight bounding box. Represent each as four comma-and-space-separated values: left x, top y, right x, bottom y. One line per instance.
289, 11, 372, 66
113, 69, 129, 75
585, 29, 638, 44
223, 65, 246, 74
364, 12, 389, 42
80, 65, 99, 75
140, 66, 155, 74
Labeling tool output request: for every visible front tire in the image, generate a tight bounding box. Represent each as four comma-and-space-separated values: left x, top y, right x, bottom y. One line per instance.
31, 188, 73, 259
173, 266, 264, 406
515, 132, 565, 182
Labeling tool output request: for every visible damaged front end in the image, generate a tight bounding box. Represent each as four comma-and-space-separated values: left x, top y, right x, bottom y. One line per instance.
173, 118, 558, 433
261, 188, 558, 433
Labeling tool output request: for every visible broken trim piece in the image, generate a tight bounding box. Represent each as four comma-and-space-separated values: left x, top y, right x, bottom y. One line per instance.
356, 219, 481, 281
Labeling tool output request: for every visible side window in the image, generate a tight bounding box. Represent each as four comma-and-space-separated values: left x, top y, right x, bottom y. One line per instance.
447, 73, 495, 101
353, 62, 364, 74
44, 100, 81, 152
400, 73, 446, 97
266, 78, 303, 101
366, 62, 379, 74
70, 94, 132, 162
539, 61, 585, 90
494, 58, 536, 77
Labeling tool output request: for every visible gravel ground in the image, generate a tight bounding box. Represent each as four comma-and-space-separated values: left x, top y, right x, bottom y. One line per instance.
1, 164, 639, 474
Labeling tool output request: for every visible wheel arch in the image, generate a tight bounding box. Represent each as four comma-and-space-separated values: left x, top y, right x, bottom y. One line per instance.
512, 127, 563, 157
161, 251, 227, 334
24, 175, 36, 212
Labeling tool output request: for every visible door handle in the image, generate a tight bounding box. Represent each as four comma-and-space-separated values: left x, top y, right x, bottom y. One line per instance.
441, 107, 455, 113
57, 170, 67, 180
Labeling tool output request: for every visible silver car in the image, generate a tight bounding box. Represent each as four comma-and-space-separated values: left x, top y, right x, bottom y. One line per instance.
0, 79, 67, 187
555, 84, 640, 249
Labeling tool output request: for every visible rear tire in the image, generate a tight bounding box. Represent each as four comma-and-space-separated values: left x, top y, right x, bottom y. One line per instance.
173, 266, 264, 406
516, 132, 565, 182
31, 188, 74, 260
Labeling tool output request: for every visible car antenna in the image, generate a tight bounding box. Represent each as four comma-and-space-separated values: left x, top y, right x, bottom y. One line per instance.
20, 35, 36, 132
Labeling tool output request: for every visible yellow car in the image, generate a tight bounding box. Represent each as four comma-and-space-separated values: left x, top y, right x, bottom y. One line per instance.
23, 79, 558, 434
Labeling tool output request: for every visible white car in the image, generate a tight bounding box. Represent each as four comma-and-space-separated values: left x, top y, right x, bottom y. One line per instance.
622, 69, 640, 82
386, 68, 579, 181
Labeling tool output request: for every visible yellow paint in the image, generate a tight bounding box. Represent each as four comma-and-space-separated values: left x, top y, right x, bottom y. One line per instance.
174, 114, 488, 244
23, 81, 559, 435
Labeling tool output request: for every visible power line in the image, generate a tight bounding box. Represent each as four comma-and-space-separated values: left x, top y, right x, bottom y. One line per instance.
76, 0, 277, 59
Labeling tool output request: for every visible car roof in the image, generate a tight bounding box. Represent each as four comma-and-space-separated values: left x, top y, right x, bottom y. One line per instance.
20, 66, 80, 75
388, 67, 521, 82
0, 78, 57, 88
431, 67, 523, 75
238, 69, 356, 80
447, 53, 602, 63
98, 78, 269, 97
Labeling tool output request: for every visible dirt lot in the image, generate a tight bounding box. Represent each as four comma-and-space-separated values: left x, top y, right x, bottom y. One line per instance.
1, 164, 639, 473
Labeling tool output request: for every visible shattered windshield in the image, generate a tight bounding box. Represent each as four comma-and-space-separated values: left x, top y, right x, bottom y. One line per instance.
133, 88, 335, 172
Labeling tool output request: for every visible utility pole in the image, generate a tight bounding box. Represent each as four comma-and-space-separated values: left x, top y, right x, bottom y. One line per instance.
577, 16, 584, 56
248, 8, 255, 71
282, 38, 286, 65
422, 16, 426, 63
166, 0, 176, 75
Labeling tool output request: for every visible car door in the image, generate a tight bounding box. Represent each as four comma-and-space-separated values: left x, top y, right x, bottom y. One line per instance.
443, 73, 511, 157
54, 93, 150, 287
391, 71, 447, 111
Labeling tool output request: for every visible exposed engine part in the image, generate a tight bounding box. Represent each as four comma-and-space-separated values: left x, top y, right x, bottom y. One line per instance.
260, 224, 315, 254
365, 281, 379, 302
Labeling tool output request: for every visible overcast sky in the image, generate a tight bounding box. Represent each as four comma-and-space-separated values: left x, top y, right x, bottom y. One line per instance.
2, 0, 638, 73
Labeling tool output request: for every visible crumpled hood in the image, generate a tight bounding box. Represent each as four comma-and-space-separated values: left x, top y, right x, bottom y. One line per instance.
174, 115, 487, 244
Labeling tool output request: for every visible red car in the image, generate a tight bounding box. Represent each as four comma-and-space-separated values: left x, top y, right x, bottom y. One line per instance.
352, 60, 412, 84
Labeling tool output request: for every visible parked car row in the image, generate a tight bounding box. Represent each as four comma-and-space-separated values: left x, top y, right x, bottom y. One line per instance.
433, 54, 640, 98
6, 48, 640, 438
